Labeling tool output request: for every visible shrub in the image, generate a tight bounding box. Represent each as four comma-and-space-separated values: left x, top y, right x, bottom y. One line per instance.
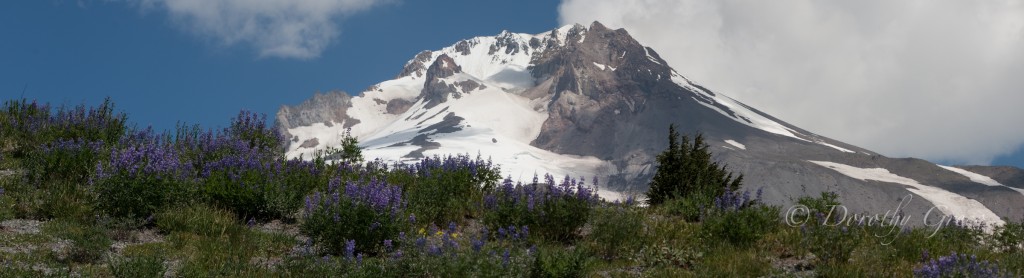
634, 240, 703, 270
301, 175, 408, 256
25, 138, 105, 184
1, 98, 126, 161
645, 125, 742, 217
665, 192, 713, 222
700, 188, 779, 248
224, 110, 285, 153
200, 147, 321, 220
483, 175, 599, 242
588, 204, 645, 260
92, 129, 193, 219
398, 154, 500, 225
993, 219, 1024, 253
530, 246, 590, 278
800, 212, 864, 265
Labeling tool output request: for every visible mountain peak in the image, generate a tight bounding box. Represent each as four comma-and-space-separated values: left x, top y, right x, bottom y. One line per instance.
278, 22, 1024, 226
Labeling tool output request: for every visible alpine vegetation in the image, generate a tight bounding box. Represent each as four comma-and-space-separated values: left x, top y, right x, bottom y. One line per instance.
3, 98, 1023, 276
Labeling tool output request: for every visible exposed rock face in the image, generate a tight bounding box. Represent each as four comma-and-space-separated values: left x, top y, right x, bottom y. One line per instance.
277, 21, 1024, 223
398, 51, 434, 78
421, 54, 463, 108
275, 91, 356, 138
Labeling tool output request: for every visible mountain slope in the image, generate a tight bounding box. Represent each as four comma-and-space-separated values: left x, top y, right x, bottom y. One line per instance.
277, 22, 1024, 225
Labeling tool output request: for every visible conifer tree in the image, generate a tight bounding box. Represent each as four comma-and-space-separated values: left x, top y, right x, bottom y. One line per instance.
646, 124, 742, 206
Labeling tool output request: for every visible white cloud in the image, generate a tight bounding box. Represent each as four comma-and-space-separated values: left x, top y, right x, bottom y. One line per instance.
132, 0, 390, 59
559, 0, 1024, 165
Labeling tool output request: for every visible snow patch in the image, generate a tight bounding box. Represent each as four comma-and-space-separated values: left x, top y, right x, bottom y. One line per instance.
817, 141, 855, 153
809, 161, 1004, 227
937, 165, 1024, 197
643, 47, 660, 65
938, 165, 1003, 186
592, 62, 606, 71
725, 140, 746, 150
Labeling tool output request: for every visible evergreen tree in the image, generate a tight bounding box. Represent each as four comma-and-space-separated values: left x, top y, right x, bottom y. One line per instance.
646, 124, 742, 206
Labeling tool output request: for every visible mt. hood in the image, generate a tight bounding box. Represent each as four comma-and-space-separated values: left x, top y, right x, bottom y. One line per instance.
277, 22, 1024, 225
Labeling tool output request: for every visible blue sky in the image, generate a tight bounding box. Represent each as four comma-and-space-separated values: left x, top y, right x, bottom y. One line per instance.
3, 1, 1023, 168
0, 1, 558, 130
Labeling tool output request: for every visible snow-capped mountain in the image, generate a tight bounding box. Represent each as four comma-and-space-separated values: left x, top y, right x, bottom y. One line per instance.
277, 22, 1024, 225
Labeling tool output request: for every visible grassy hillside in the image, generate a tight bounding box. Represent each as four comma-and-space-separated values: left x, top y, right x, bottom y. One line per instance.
0, 98, 1021, 277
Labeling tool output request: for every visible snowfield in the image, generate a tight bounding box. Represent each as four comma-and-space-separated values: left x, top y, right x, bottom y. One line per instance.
939, 165, 1024, 197
809, 161, 1004, 228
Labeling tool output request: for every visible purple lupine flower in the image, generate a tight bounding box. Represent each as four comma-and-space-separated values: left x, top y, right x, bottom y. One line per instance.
344, 239, 356, 260
472, 238, 484, 252
383, 239, 393, 250
448, 222, 457, 234
428, 244, 443, 256
356, 253, 363, 265
502, 249, 511, 267
247, 218, 256, 228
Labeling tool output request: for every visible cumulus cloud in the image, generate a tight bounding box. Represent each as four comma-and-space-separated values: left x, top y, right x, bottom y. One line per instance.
560, 0, 1024, 165
132, 0, 390, 59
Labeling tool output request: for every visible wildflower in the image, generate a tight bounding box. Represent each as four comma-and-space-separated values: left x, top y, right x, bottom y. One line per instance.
428, 244, 443, 256
472, 239, 484, 252
502, 249, 511, 267
247, 218, 256, 228
415, 237, 427, 249
344, 239, 356, 260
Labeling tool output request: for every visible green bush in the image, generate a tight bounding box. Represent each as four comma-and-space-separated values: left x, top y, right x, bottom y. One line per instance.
201, 157, 321, 220
795, 192, 863, 265
700, 189, 779, 248
634, 240, 703, 270
398, 155, 500, 225
994, 219, 1024, 253
665, 193, 713, 221
588, 204, 645, 260
301, 176, 408, 256
39, 180, 96, 222
483, 175, 598, 242
92, 132, 195, 219
530, 246, 590, 278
